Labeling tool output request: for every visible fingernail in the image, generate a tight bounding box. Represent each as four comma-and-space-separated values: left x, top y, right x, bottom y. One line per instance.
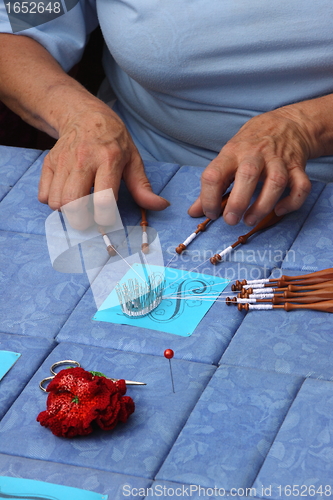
161, 197, 171, 207
244, 215, 258, 227
275, 207, 288, 216
224, 212, 240, 225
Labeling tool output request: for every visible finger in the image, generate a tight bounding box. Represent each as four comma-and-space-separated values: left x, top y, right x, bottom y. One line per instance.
46, 158, 72, 211
223, 156, 264, 225
274, 166, 311, 216
200, 156, 235, 220
59, 166, 96, 230
187, 196, 204, 218
93, 154, 123, 227
243, 158, 288, 226
38, 155, 54, 204
122, 153, 170, 211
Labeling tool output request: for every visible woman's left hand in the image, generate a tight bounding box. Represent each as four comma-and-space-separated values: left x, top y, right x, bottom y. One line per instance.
188, 98, 332, 226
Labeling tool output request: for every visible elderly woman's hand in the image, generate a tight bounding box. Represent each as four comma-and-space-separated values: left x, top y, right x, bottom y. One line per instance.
38, 105, 169, 228
188, 101, 328, 226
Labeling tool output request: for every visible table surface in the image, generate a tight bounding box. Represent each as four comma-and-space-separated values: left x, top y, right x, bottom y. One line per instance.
1, 145, 333, 499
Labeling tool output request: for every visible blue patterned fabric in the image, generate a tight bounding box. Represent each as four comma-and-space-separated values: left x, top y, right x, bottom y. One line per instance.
156, 365, 302, 489
253, 378, 333, 495
0, 332, 55, 419
1, 146, 333, 498
0, 231, 90, 337
0, 454, 151, 500
0, 341, 215, 478
0, 151, 52, 235
0, 145, 41, 187
0, 184, 9, 202
0, 146, 41, 203
281, 183, 333, 272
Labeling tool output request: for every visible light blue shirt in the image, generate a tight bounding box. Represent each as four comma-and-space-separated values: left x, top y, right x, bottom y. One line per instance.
1, 0, 333, 178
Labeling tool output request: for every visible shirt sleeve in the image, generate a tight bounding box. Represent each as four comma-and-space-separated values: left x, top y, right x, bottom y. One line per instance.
0, 0, 99, 71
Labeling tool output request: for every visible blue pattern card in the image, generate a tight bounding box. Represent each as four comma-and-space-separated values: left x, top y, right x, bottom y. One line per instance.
0, 476, 108, 500
0, 351, 21, 381
93, 264, 229, 336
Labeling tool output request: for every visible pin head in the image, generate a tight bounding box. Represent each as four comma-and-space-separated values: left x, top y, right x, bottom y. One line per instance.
164, 349, 174, 359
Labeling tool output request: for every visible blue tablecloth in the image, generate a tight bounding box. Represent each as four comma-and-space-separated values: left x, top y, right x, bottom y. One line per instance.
1, 145, 333, 499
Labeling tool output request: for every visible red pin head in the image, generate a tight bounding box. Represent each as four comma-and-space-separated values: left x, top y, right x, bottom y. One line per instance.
164, 349, 174, 359
164, 349, 175, 393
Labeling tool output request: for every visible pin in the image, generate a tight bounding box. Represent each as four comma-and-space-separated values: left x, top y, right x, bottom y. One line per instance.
116, 273, 165, 317
164, 349, 175, 393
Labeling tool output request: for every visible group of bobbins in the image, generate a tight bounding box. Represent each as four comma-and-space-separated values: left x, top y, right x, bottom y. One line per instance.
175, 193, 284, 262
225, 268, 333, 314
175, 192, 230, 255
99, 207, 150, 257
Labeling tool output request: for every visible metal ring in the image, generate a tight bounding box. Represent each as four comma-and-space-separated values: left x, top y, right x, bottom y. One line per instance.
50, 359, 81, 376
39, 376, 54, 392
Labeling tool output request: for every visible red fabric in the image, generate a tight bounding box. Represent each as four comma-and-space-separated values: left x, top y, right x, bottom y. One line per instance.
37, 367, 135, 438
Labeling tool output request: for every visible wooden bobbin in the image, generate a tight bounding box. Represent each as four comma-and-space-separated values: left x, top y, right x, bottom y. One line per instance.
231, 280, 244, 291
176, 192, 231, 255
98, 226, 117, 256
175, 243, 187, 255
106, 244, 116, 256
238, 300, 333, 313
238, 303, 249, 311
140, 209, 149, 254
210, 254, 222, 265
226, 297, 237, 306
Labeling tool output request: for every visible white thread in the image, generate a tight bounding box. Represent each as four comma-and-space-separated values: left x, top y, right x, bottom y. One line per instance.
249, 304, 273, 310
183, 232, 197, 247
246, 278, 270, 285
248, 293, 274, 299
142, 232, 148, 244
253, 287, 274, 294
237, 298, 257, 303
243, 283, 265, 289
218, 246, 233, 259
103, 234, 112, 247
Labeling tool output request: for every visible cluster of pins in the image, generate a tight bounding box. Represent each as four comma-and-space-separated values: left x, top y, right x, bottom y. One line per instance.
116, 273, 165, 317
225, 268, 333, 314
